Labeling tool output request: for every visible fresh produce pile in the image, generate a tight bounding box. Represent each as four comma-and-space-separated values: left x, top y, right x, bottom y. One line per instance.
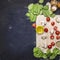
26, 0, 56, 22
26, 0, 60, 60
33, 47, 60, 60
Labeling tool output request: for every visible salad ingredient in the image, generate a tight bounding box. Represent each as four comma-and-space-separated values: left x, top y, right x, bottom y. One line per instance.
42, 53, 47, 59
57, 2, 60, 8
48, 45, 52, 49
46, 2, 51, 10
41, 36, 47, 40
39, 0, 44, 4
46, 17, 50, 22
56, 35, 60, 40
44, 28, 48, 33
41, 21, 46, 26
51, 42, 55, 46
50, 29, 54, 34
51, 21, 55, 26
53, 48, 60, 55
26, 0, 55, 22
56, 41, 60, 48
46, 49, 51, 57
55, 30, 60, 35
51, 5, 57, 12
36, 26, 44, 34
50, 35, 54, 40
32, 23, 36, 28
43, 5, 49, 10
33, 47, 43, 58
54, 26, 57, 31
51, 14, 56, 18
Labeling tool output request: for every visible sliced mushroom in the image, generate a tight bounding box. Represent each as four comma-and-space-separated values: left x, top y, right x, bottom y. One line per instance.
51, 5, 57, 12
55, 17, 60, 23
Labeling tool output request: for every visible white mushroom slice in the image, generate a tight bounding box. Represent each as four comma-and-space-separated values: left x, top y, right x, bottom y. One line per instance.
51, 6, 57, 11
42, 40, 47, 49
41, 36, 47, 40
56, 17, 60, 23
46, 2, 51, 10
50, 29, 54, 34
41, 21, 46, 26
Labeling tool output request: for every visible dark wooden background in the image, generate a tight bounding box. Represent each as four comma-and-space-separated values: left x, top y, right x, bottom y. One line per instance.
0, 0, 60, 60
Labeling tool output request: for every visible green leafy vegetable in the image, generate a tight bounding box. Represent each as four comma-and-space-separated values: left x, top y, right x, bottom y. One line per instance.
50, 53, 56, 60
26, 0, 55, 22
39, 0, 44, 3
28, 3, 34, 10
46, 49, 52, 57
43, 5, 49, 10
33, 47, 43, 58
51, 14, 56, 18
33, 47, 60, 60
42, 53, 47, 59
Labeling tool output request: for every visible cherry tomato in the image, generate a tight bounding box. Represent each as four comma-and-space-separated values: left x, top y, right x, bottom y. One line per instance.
50, 35, 54, 39
55, 30, 60, 35
48, 45, 52, 49
53, 26, 57, 31
51, 42, 55, 46
46, 17, 50, 22
44, 28, 48, 32
32, 23, 36, 28
51, 21, 55, 26
56, 35, 60, 40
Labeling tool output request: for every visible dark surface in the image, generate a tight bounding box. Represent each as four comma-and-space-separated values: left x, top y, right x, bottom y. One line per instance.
0, 0, 60, 60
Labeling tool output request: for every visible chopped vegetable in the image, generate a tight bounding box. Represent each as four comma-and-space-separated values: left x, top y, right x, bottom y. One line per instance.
51, 42, 55, 46
47, 45, 52, 49
56, 35, 60, 40
50, 35, 54, 40
43, 5, 49, 10
32, 23, 36, 28
46, 17, 50, 22
33, 47, 43, 58
39, 0, 44, 4
44, 28, 48, 33
55, 30, 60, 35
46, 49, 52, 57
26, 1, 55, 22
51, 21, 55, 26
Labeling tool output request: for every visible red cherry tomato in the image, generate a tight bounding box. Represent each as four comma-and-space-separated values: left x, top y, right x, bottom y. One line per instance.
44, 28, 48, 32
53, 26, 57, 31
51, 42, 55, 46
48, 45, 52, 49
46, 17, 50, 22
50, 35, 54, 39
56, 35, 60, 40
32, 23, 36, 28
55, 30, 60, 35
51, 21, 55, 26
